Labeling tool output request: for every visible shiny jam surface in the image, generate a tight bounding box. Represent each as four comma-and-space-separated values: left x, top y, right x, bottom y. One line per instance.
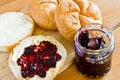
17, 41, 61, 78
78, 30, 105, 50
74, 30, 113, 77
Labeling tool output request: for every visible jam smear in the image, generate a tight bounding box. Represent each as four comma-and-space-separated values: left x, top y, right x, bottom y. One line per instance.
17, 41, 61, 78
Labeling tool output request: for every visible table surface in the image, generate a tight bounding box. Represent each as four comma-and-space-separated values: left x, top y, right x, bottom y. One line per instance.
0, 0, 120, 80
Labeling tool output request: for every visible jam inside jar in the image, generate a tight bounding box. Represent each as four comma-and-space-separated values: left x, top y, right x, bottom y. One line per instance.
74, 23, 114, 77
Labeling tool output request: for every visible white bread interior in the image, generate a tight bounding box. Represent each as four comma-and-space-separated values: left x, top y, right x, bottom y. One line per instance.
0, 12, 34, 52
9, 35, 67, 80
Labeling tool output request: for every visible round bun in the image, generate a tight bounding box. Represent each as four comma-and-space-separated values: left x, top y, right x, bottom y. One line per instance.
55, 0, 102, 42
9, 35, 67, 80
0, 12, 34, 52
31, 0, 60, 30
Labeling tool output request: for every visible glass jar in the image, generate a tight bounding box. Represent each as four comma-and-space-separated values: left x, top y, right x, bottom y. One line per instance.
74, 23, 114, 77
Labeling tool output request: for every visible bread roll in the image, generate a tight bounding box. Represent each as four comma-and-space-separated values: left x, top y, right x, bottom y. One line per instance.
31, 0, 60, 30
9, 35, 67, 80
0, 12, 34, 52
55, 0, 102, 42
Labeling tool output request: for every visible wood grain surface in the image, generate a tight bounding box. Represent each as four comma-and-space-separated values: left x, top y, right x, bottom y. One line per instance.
0, 0, 120, 80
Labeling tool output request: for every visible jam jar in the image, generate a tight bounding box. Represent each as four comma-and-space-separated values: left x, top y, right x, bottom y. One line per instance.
74, 23, 114, 77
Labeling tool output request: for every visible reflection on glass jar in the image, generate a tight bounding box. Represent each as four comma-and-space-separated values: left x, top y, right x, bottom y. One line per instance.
74, 23, 114, 77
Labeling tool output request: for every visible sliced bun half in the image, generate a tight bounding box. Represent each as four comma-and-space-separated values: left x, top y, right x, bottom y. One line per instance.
0, 12, 34, 52
9, 35, 67, 80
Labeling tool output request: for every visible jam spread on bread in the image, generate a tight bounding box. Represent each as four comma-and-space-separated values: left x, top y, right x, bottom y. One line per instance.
17, 41, 61, 78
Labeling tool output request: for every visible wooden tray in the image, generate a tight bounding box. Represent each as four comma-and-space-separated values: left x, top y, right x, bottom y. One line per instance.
0, 0, 74, 79
0, 0, 120, 80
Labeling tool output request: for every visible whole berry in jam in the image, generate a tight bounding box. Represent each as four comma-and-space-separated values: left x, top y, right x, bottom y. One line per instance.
78, 30, 90, 48
78, 30, 106, 50
88, 37, 101, 50
17, 41, 61, 78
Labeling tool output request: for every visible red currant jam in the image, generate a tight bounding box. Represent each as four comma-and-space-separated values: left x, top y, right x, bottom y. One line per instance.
17, 41, 61, 78
74, 28, 114, 77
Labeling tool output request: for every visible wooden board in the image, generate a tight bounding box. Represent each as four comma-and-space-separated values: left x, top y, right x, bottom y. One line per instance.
0, 0, 75, 79
0, 0, 120, 80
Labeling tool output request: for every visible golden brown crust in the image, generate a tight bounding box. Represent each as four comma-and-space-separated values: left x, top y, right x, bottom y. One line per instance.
31, 0, 59, 30
55, 0, 102, 42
